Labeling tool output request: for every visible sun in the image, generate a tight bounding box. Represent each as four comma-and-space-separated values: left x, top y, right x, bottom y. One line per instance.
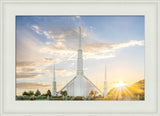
115, 81, 127, 88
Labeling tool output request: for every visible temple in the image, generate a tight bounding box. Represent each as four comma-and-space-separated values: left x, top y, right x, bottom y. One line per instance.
57, 27, 103, 97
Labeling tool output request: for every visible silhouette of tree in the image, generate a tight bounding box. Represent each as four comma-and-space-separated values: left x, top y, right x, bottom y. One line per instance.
35, 89, 41, 96
47, 90, 51, 96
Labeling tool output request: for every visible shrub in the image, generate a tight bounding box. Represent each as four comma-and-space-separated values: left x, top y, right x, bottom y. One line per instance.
30, 96, 35, 100
67, 96, 72, 100
73, 96, 83, 100
23, 95, 30, 100
16, 96, 24, 100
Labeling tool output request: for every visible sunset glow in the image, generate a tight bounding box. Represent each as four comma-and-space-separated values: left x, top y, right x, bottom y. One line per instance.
114, 81, 127, 88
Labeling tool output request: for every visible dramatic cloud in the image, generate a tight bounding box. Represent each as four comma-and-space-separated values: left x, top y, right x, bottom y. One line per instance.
16, 25, 144, 81
16, 82, 51, 89
30, 25, 144, 60
16, 58, 59, 74
16, 73, 46, 79
16, 25, 143, 80
46, 68, 76, 77
83, 40, 144, 59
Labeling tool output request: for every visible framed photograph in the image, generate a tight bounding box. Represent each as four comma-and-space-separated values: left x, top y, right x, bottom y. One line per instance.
0, 0, 159, 116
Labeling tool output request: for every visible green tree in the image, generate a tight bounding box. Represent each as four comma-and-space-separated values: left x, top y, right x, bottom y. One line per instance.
89, 90, 94, 99
28, 91, 34, 96
35, 89, 41, 96
47, 90, 51, 96
60, 91, 64, 96
22, 91, 29, 96
94, 91, 97, 99
63, 90, 68, 100
63, 90, 67, 96
60, 91, 68, 100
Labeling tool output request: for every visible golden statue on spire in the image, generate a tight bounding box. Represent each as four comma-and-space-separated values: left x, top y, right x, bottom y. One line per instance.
79, 27, 81, 32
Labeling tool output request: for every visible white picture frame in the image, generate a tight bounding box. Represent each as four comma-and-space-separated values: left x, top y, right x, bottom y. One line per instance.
0, 0, 159, 116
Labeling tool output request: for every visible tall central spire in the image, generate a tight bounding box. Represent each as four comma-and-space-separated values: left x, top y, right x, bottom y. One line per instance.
79, 27, 82, 49
53, 65, 55, 81
77, 27, 83, 76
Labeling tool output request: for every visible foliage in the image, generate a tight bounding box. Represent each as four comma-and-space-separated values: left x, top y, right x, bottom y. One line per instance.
89, 90, 94, 98
22, 91, 28, 96
30, 96, 35, 100
35, 89, 41, 96
22, 91, 34, 96
63, 90, 67, 96
60, 91, 68, 96
50, 96, 63, 100
29, 91, 34, 96
60, 90, 68, 100
16, 96, 24, 100
89, 90, 97, 99
46, 90, 51, 96
74, 96, 83, 100
35, 96, 47, 100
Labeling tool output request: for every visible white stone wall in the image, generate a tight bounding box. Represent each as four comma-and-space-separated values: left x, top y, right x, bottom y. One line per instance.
58, 76, 103, 97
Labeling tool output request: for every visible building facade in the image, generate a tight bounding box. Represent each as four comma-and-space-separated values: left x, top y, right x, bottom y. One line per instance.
57, 27, 103, 97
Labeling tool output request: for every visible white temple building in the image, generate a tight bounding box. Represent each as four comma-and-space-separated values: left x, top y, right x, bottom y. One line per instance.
56, 27, 103, 97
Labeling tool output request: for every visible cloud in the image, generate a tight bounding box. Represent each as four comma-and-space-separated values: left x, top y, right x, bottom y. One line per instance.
82, 40, 144, 59
30, 25, 144, 60
113, 40, 144, 49
16, 58, 59, 73
31, 25, 53, 39
16, 73, 46, 79
17, 24, 144, 81
32, 25, 39, 30
31, 25, 41, 34
16, 82, 51, 89
16, 82, 64, 95
40, 39, 144, 60
46, 68, 75, 77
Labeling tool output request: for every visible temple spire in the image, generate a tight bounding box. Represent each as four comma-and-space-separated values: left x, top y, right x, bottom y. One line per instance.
53, 64, 55, 81
52, 64, 57, 96
79, 27, 82, 49
77, 27, 83, 76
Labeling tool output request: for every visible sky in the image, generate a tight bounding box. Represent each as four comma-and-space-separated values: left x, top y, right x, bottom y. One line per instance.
16, 16, 144, 95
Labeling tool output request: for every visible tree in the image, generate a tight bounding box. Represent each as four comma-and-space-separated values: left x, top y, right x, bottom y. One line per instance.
28, 91, 34, 96
23, 91, 34, 96
63, 90, 67, 96
60, 91, 68, 100
23, 91, 29, 96
47, 90, 51, 96
63, 90, 68, 100
35, 89, 41, 96
94, 91, 98, 99
60, 91, 64, 96
89, 90, 94, 99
